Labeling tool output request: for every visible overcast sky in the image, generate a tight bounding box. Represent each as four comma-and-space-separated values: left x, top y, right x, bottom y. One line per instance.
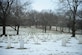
32, 0, 54, 11
21, 0, 59, 12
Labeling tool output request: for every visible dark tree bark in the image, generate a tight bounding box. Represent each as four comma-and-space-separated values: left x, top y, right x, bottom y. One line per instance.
17, 25, 19, 35
71, 13, 76, 37
56, 25, 58, 31
2, 23, 6, 35
2, 15, 6, 35
71, 0, 77, 37
14, 25, 17, 31
49, 25, 52, 30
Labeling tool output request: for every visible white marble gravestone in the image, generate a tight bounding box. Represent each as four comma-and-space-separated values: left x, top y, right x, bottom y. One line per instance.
20, 36, 24, 48
79, 37, 82, 44
7, 35, 11, 48
0, 35, 5, 42
34, 35, 40, 44
62, 38, 66, 46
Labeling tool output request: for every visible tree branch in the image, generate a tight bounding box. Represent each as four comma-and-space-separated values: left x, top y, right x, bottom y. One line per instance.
5, 0, 14, 14
67, 0, 74, 13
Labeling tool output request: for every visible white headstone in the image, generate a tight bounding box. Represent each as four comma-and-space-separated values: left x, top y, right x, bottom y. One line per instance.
34, 35, 39, 44
62, 38, 66, 46
20, 39, 24, 48
0, 35, 5, 42
7, 35, 11, 48
79, 37, 82, 44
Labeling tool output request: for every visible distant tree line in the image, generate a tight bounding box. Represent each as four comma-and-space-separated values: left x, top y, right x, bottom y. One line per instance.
0, 0, 82, 36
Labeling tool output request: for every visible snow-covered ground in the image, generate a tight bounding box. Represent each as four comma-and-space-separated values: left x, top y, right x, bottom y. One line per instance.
0, 26, 82, 55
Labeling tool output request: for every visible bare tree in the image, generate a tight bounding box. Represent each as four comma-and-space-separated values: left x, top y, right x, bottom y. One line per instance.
0, 0, 32, 35
67, 0, 82, 37
0, 0, 14, 36
58, 0, 82, 37
13, 0, 31, 35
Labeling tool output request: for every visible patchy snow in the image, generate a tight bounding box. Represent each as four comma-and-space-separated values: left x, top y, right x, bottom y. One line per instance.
0, 27, 82, 55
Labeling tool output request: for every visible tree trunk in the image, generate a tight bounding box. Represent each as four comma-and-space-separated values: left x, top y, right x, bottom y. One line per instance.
3, 25, 6, 35
49, 25, 51, 30
71, 0, 78, 37
56, 25, 57, 31
17, 25, 19, 35
2, 16, 6, 36
71, 23, 75, 37
15, 25, 17, 31
71, 14, 76, 37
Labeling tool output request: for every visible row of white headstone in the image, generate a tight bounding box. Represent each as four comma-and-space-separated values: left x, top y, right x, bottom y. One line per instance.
62, 36, 82, 46
0, 35, 82, 48
1, 35, 68, 48
0, 35, 24, 49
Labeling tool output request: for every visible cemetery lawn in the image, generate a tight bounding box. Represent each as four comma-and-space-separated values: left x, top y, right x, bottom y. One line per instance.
0, 26, 82, 55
